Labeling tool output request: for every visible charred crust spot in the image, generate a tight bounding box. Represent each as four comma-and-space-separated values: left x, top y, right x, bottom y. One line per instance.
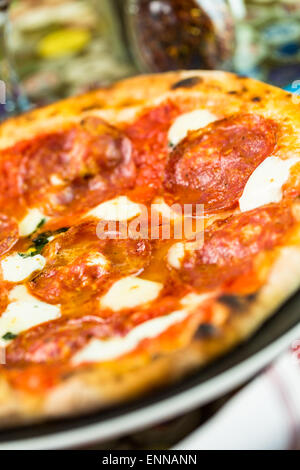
46, 109, 60, 118
23, 114, 35, 122
61, 371, 76, 381
119, 98, 142, 107
194, 323, 218, 339
171, 76, 202, 90
252, 96, 262, 103
218, 293, 258, 311
228, 90, 238, 95
152, 353, 163, 360
80, 104, 102, 112
246, 292, 257, 303
218, 294, 242, 310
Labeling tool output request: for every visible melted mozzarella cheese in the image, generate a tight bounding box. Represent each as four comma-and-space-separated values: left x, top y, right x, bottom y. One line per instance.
85, 196, 141, 221
86, 253, 109, 274
167, 241, 200, 269
152, 197, 182, 221
1, 253, 46, 282
72, 292, 212, 364
50, 174, 64, 186
239, 156, 300, 213
167, 242, 185, 269
0, 286, 61, 347
18, 208, 47, 237
168, 110, 217, 147
100, 276, 163, 312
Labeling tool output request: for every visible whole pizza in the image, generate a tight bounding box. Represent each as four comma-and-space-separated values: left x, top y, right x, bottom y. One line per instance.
0, 71, 300, 427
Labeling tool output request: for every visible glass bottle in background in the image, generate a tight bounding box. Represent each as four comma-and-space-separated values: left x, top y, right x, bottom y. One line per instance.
8, 0, 136, 106
125, 0, 236, 72
0, 0, 30, 119
125, 0, 300, 89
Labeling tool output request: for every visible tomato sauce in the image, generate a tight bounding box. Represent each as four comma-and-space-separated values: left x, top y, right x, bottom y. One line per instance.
0, 100, 297, 394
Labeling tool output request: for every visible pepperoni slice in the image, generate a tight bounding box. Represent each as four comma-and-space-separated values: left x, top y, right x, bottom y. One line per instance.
79, 116, 136, 188
6, 315, 116, 365
42, 220, 151, 271
0, 282, 9, 314
181, 204, 294, 292
0, 129, 82, 212
6, 295, 181, 365
29, 221, 152, 303
0, 155, 25, 215
0, 214, 18, 256
125, 101, 181, 188
164, 114, 278, 212
0, 117, 136, 210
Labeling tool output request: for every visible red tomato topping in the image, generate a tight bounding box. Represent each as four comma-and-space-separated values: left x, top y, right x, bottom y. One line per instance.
6, 365, 61, 394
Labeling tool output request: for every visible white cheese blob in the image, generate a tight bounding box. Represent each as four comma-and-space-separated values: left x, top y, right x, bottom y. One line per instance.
180, 292, 211, 308
167, 242, 186, 269
1, 253, 46, 282
239, 156, 300, 213
50, 174, 64, 186
0, 285, 61, 347
18, 208, 47, 237
85, 196, 141, 221
72, 292, 212, 364
152, 197, 182, 221
85, 253, 109, 275
168, 110, 217, 147
86, 252, 108, 267
100, 276, 163, 312
167, 241, 201, 269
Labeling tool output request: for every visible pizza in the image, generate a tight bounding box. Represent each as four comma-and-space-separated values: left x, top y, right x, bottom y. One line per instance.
0, 70, 300, 427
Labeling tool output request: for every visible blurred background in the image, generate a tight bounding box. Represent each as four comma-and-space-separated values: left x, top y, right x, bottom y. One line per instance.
1, 0, 300, 111
0, 0, 300, 449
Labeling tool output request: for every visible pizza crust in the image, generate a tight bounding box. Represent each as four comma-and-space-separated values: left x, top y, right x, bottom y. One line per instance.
0, 71, 300, 428
1, 242, 300, 428
0, 70, 299, 152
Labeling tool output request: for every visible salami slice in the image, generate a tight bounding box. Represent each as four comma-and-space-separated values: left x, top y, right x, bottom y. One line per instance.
164, 113, 278, 212
29, 221, 152, 303
125, 101, 180, 188
79, 116, 136, 188
0, 214, 18, 256
6, 295, 180, 365
0, 282, 8, 314
6, 315, 116, 365
0, 117, 136, 210
182, 204, 294, 291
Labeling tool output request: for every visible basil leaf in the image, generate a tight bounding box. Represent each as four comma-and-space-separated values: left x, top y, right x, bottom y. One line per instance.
2, 332, 17, 340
